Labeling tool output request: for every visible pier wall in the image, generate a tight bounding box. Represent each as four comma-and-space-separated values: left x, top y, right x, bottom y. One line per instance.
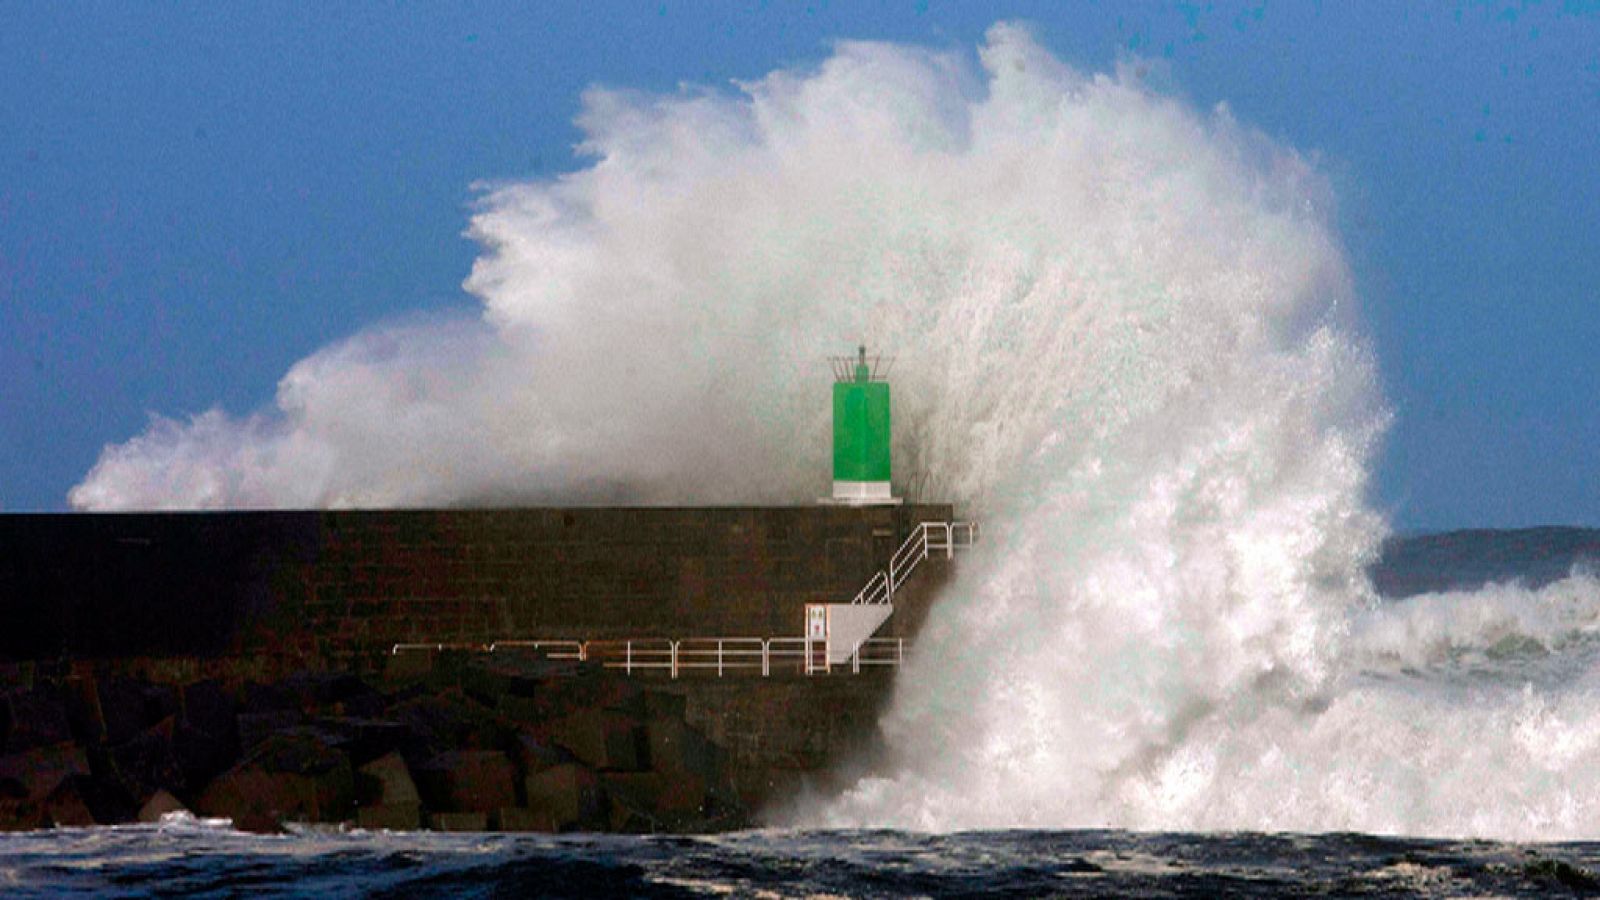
0, 505, 952, 664
0, 506, 958, 831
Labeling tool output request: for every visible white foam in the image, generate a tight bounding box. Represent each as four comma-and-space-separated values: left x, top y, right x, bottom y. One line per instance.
69, 23, 1361, 517
156, 810, 237, 833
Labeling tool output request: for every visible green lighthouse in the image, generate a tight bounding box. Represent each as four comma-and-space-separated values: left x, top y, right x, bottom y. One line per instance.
829, 345, 898, 505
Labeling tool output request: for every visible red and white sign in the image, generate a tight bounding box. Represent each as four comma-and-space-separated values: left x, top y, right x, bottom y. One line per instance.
806, 605, 827, 640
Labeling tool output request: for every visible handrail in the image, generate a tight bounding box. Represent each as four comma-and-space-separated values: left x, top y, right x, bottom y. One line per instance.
386, 519, 973, 676
766, 636, 819, 676
391, 635, 910, 679
487, 639, 584, 660
582, 639, 676, 676
854, 520, 978, 605
850, 570, 890, 606
851, 637, 906, 673
391, 641, 489, 655
676, 637, 766, 677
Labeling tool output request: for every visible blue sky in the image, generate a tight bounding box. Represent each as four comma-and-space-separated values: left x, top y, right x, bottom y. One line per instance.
2, 2, 1597, 532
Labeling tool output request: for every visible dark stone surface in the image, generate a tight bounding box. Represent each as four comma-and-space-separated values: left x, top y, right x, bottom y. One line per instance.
195, 732, 356, 833
313, 717, 409, 766
179, 680, 238, 745
107, 716, 184, 801
3, 688, 72, 751
356, 752, 420, 806
0, 661, 826, 833
550, 708, 648, 772
172, 722, 234, 788
0, 505, 965, 833
0, 506, 952, 665
495, 805, 556, 832
525, 762, 607, 831
389, 692, 500, 761
414, 750, 518, 814
138, 788, 187, 822
0, 742, 90, 803
42, 774, 97, 827
237, 711, 302, 751
357, 802, 422, 830
429, 811, 488, 832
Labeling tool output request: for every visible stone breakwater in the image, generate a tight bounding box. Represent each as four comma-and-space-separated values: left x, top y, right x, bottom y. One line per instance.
0, 507, 954, 832
0, 652, 771, 833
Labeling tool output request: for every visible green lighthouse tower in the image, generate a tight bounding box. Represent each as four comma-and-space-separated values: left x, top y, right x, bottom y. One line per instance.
829, 345, 898, 505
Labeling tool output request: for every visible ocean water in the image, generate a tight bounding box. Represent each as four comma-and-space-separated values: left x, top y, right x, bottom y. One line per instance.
4, 816, 1600, 898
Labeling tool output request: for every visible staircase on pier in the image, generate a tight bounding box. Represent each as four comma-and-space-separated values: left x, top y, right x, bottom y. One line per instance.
809, 520, 978, 671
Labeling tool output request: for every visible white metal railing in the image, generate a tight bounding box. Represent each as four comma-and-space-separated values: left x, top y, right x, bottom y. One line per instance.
852, 520, 978, 605
391, 635, 908, 678
583, 639, 676, 676
390, 641, 489, 654
388, 521, 973, 677
765, 636, 815, 676
486, 639, 583, 660
676, 637, 766, 677
849, 636, 906, 673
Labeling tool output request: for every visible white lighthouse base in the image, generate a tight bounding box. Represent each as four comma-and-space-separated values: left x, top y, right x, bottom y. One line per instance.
821, 480, 900, 506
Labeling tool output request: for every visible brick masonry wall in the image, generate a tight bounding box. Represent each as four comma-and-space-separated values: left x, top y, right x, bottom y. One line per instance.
0, 505, 954, 665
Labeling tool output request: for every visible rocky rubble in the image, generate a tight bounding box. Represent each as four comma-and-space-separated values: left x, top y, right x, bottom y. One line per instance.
0, 652, 741, 833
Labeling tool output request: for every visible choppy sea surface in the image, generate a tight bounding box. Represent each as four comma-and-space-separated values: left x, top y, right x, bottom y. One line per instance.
4, 816, 1600, 898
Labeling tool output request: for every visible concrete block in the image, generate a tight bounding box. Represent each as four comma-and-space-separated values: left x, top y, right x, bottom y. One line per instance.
647, 716, 716, 780
0, 741, 90, 803
4, 687, 73, 751
282, 671, 373, 712
62, 677, 106, 744
138, 789, 188, 823
194, 733, 354, 833
514, 733, 569, 774
387, 693, 497, 756
495, 693, 545, 724
42, 774, 97, 827
414, 750, 516, 813
495, 806, 556, 833
179, 680, 238, 742
97, 678, 177, 745
241, 682, 298, 715
357, 802, 422, 831
173, 721, 234, 788
524, 762, 606, 831
237, 711, 302, 750
601, 771, 667, 831
551, 709, 647, 772
109, 715, 184, 800
430, 811, 487, 832
356, 752, 420, 806
310, 717, 408, 765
